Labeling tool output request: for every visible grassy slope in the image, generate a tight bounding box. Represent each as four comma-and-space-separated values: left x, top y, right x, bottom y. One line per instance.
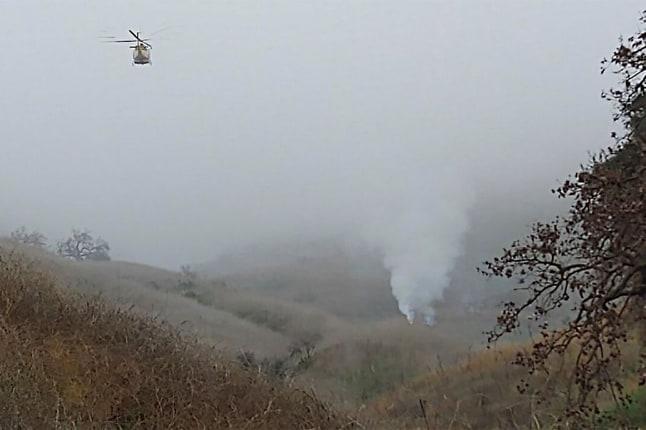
363, 336, 644, 430
0, 242, 459, 410
0, 240, 301, 357
0, 248, 356, 429
15, 239, 638, 429
365, 345, 552, 429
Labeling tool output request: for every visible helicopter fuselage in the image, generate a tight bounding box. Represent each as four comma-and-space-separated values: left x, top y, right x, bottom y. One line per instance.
132, 44, 151, 65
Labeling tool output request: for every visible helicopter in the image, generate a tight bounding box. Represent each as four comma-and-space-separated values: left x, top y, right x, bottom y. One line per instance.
104, 30, 153, 65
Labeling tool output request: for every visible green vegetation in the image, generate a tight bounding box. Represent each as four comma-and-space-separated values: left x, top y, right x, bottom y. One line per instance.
601, 386, 646, 428
622, 387, 646, 427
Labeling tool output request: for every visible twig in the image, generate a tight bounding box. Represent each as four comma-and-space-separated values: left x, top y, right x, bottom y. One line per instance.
419, 399, 431, 430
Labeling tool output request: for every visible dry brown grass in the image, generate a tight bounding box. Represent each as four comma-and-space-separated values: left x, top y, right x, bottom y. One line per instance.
363, 335, 643, 430
0, 249, 358, 429
363, 345, 552, 430
0, 239, 294, 357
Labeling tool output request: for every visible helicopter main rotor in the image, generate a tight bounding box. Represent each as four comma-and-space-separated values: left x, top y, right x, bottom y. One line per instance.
102, 30, 152, 48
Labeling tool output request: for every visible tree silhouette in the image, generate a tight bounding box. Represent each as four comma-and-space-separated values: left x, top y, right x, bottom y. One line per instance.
56, 229, 110, 261
481, 11, 646, 426
10, 226, 47, 248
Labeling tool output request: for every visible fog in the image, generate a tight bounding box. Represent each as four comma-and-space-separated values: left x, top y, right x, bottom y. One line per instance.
1, 1, 642, 320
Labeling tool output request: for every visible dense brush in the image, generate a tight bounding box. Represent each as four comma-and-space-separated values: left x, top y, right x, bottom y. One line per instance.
0, 249, 357, 429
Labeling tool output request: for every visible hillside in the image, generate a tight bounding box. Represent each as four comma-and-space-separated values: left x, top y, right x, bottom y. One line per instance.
4, 238, 489, 343
0, 208, 549, 412
196, 239, 401, 322
0, 239, 295, 357
0, 247, 356, 429
3, 223, 642, 429
363, 340, 644, 429
0, 198, 585, 425
0, 239, 500, 411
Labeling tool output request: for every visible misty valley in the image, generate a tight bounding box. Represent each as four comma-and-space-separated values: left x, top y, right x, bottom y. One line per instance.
1, 2, 645, 429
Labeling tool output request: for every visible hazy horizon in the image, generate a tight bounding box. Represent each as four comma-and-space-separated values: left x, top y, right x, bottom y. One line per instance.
2, 1, 643, 320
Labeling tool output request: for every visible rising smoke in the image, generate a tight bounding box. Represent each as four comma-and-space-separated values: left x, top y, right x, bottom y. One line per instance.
357, 161, 475, 323
374, 201, 472, 324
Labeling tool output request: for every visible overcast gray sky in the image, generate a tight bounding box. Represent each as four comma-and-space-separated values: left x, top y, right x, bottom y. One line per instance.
1, 1, 644, 319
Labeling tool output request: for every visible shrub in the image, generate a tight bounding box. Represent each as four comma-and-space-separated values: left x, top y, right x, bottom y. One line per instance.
9, 226, 47, 247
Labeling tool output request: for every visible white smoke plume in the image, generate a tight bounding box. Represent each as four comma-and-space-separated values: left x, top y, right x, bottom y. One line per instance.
378, 205, 472, 324
358, 161, 475, 323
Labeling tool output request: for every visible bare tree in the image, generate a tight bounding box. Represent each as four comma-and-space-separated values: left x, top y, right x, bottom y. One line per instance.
481, 11, 646, 426
9, 226, 47, 247
177, 265, 197, 291
56, 229, 110, 261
